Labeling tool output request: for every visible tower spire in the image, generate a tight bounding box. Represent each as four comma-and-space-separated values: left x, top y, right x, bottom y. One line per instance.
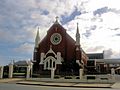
77, 23, 79, 34
35, 27, 40, 48
76, 23, 80, 45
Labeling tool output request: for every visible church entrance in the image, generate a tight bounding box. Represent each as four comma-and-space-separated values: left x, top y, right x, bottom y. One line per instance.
44, 56, 56, 70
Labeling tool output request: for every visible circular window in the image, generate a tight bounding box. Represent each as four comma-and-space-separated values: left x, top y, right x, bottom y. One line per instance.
50, 33, 62, 45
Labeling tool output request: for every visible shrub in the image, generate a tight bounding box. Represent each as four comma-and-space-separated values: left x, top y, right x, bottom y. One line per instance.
64, 76, 72, 79
76, 76, 80, 79
87, 76, 96, 80
54, 75, 60, 79
100, 78, 108, 80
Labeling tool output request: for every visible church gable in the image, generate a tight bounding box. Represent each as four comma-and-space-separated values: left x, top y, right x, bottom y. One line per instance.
39, 22, 77, 62
33, 18, 88, 76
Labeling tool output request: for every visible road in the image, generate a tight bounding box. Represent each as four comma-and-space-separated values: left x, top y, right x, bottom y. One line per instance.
0, 83, 119, 90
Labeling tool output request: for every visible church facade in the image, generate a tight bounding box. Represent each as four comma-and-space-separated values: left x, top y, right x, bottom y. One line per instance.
33, 19, 88, 77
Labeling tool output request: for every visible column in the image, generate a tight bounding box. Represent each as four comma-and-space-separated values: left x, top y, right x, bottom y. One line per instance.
51, 68, 55, 79
27, 61, 33, 78
9, 63, 13, 78
111, 68, 115, 80
0, 66, 4, 79
111, 68, 115, 75
79, 69, 83, 79
30, 62, 33, 77
26, 65, 30, 78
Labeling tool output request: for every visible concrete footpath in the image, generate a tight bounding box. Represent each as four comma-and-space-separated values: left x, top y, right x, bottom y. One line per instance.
0, 78, 113, 88
17, 80, 112, 88
0, 78, 120, 88
0, 78, 25, 83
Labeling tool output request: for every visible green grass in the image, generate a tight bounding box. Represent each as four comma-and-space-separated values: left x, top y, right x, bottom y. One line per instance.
13, 73, 25, 75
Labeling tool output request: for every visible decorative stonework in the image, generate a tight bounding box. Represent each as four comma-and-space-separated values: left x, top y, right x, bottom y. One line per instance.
39, 46, 62, 70
50, 33, 62, 45
44, 56, 56, 70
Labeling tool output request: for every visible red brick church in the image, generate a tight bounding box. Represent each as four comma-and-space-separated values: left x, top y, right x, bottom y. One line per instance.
33, 18, 88, 77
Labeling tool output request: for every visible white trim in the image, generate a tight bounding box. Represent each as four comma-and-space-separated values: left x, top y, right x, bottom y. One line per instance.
44, 56, 56, 70
40, 48, 62, 70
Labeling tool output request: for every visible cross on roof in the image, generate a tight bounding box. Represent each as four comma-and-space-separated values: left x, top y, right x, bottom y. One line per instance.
55, 16, 59, 23
56, 16, 59, 21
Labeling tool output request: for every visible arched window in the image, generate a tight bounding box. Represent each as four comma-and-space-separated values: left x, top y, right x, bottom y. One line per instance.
53, 61, 55, 68
50, 59, 52, 68
46, 62, 48, 68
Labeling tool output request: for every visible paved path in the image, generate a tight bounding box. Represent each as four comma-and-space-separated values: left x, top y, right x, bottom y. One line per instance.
0, 78, 25, 83
111, 82, 120, 89
1, 78, 120, 88
1, 83, 118, 90
17, 80, 113, 88
17, 80, 112, 88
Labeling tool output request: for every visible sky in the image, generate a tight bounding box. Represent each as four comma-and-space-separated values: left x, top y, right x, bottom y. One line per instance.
0, 0, 120, 65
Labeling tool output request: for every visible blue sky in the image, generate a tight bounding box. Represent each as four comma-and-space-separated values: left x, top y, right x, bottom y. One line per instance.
0, 0, 120, 65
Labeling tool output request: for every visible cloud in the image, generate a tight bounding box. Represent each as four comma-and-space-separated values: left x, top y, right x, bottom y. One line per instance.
104, 49, 113, 59
109, 28, 120, 31
93, 7, 120, 16
0, 0, 120, 65
0, 27, 36, 43
104, 49, 120, 59
83, 30, 91, 38
0, 55, 10, 66
0, 0, 82, 43
14, 43, 34, 54
82, 25, 97, 38
93, 7, 109, 16
85, 46, 104, 53
64, 0, 120, 56
0, 1, 38, 43
61, 7, 81, 24
114, 33, 120, 37
90, 25, 97, 30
